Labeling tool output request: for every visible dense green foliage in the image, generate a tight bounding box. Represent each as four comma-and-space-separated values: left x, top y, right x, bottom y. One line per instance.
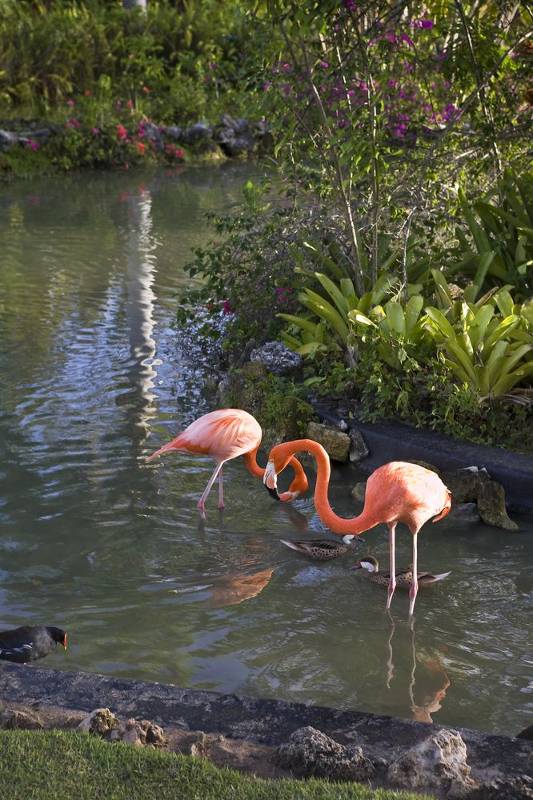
0, 730, 428, 800
2, 0, 532, 446
0, 0, 261, 120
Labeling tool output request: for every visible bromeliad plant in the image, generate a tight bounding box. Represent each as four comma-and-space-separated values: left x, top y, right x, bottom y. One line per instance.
349, 294, 428, 371
424, 292, 533, 402
278, 270, 417, 362
447, 170, 533, 301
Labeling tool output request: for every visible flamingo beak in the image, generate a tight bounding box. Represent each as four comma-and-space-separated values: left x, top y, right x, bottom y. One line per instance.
263, 461, 281, 501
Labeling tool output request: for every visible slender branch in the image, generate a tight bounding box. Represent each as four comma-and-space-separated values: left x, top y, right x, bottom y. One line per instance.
454, 0, 503, 175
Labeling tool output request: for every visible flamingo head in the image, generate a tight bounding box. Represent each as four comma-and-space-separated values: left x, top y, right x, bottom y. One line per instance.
352, 556, 379, 573
263, 460, 281, 501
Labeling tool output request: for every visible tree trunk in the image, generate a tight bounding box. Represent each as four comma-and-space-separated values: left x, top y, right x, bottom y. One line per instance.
123, 0, 147, 11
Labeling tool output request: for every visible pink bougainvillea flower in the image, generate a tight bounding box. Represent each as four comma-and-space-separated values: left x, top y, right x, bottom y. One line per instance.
116, 124, 128, 140
91, 127, 101, 135
222, 300, 233, 315
26, 139, 40, 151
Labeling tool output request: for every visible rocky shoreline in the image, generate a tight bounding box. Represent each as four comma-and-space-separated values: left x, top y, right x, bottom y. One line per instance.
1, 664, 531, 798
0, 113, 270, 177
218, 340, 533, 522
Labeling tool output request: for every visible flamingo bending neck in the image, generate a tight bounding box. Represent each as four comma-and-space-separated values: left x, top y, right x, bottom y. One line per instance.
268, 439, 380, 536
245, 448, 308, 500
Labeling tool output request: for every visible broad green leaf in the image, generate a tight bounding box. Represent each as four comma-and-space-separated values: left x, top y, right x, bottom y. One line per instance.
385, 301, 406, 336
314, 272, 350, 316
405, 295, 424, 334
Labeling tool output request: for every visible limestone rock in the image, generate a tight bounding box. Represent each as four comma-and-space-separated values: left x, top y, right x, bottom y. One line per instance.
275, 726, 375, 782
164, 125, 182, 140
477, 480, 518, 530
78, 708, 119, 737
351, 482, 366, 502
0, 130, 18, 149
448, 502, 480, 523
118, 718, 166, 748
0, 707, 44, 730
441, 466, 490, 503
307, 422, 350, 462
387, 729, 477, 798
517, 724, 533, 740
465, 775, 533, 800
249, 341, 302, 376
349, 428, 369, 463
214, 118, 255, 156
182, 122, 212, 145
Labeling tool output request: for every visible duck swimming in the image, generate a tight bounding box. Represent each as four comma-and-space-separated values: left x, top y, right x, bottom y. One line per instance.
352, 556, 451, 587
280, 537, 358, 561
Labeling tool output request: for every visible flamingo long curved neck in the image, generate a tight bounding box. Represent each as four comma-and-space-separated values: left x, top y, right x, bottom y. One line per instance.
243, 448, 265, 479
271, 439, 379, 536
244, 449, 307, 494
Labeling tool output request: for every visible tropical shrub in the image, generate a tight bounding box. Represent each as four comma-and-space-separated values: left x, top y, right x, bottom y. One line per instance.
447, 170, 533, 300
424, 296, 533, 402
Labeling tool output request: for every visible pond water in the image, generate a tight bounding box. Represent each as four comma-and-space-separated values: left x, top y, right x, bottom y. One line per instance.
1, 166, 532, 737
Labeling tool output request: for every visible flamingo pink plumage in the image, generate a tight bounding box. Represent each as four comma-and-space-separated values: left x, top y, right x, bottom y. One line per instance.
264, 439, 451, 615
146, 409, 308, 515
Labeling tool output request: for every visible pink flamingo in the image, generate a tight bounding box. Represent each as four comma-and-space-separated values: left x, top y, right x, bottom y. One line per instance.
263, 439, 451, 616
146, 409, 308, 515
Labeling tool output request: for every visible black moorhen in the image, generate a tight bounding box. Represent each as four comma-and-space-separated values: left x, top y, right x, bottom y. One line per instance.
0, 626, 67, 663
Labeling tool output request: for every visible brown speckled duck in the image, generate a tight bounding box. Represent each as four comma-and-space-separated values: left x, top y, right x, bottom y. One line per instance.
280, 537, 358, 561
352, 556, 451, 587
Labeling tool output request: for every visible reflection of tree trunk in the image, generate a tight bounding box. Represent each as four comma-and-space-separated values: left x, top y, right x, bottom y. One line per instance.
125, 190, 158, 446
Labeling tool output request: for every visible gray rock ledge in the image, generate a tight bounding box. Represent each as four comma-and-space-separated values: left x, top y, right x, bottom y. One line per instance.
0, 663, 530, 792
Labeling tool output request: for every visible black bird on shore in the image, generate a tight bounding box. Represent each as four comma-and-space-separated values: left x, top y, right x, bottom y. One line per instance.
0, 626, 67, 663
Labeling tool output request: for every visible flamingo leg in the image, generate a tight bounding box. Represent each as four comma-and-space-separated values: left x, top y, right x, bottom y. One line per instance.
218, 467, 224, 510
386, 522, 397, 610
408, 531, 419, 617
197, 461, 224, 516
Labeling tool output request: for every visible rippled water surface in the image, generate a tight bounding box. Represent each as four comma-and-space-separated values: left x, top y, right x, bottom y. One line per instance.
1, 167, 532, 736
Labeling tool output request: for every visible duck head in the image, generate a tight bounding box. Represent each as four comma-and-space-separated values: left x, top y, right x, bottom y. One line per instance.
352, 556, 379, 573
48, 627, 68, 649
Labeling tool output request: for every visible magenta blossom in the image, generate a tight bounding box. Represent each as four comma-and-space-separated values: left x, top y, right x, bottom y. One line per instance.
26, 139, 40, 151
91, 127, 101, 136
343, 0, 356, 11
222, 300, 233, 315
400, 33, 415, 47
318, 60, 329, 69
275, 287, 293, 303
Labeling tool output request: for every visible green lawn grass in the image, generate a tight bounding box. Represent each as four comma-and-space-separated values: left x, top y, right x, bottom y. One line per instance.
0, 730, 429, 800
